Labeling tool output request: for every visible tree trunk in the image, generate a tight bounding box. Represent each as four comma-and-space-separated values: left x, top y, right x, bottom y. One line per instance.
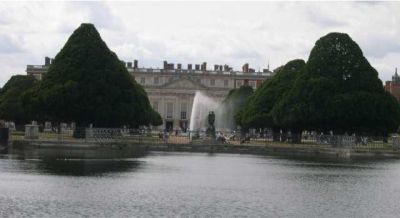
272, 127, 280, 142
241, 127, 249, 143
57, 122, 62, 141
383, 132, 388, 143
73, 122, 86, 138
291, 129, 302, 144
281, 128, 288, 142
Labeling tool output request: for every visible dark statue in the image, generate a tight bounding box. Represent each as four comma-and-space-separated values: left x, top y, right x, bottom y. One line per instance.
206, 111, 216, 138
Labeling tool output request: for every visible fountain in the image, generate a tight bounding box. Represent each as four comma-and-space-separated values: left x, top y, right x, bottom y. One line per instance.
189, 91, 219, 131
189, 91, 236, 132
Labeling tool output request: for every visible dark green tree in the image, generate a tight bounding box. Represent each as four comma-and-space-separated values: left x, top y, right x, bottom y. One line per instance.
239, 60, 305, 141
24, 23, 161, 128
273, 32, 400, 137
151, 111, 163, 127
0, 75, 36, 129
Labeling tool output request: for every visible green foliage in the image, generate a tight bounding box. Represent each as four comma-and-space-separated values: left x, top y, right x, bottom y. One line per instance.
240, 59, 305, 128
150, 109, 163, 126
306, 33, 383, 93
273, 32, 400, 135
24, 23, 160, 127
242, 32, 400, 136
0, 75, 36, 125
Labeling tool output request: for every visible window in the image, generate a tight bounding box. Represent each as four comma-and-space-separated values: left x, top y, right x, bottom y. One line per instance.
210, 79, 215, 86
166, 102, 173, 119
140, 77, 145, 85
249, 81, 256, 89
154, 77, 159, 85
180, 103, 187, 120
224, 80, 229, 87
168, 77, 173, 83
181, 112, 187, 120
236, 80, 243, 87
153, 101, 159, 112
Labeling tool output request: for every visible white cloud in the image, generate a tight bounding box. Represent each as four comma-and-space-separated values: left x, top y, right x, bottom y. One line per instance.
0, 1, 399, 86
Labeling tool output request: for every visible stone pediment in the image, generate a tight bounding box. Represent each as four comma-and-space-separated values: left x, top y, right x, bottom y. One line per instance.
163, 77, 206, 90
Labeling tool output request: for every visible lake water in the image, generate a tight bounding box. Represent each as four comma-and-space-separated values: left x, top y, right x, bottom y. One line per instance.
1, 149, 400, 217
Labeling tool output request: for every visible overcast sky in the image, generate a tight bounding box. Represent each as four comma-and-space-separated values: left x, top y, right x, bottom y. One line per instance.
0, 1, 399, 86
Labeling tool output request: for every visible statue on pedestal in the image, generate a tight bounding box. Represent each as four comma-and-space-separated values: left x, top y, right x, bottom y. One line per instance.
207, 111, 216, 139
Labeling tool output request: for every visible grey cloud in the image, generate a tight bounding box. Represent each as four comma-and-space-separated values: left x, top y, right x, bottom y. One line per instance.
306, 9, 347, 28
229, 48, 262, 60
64, 2, 124, 31
356, 1, 384, 6
56, 23, 78, 34
0, 35, 25, 53
0, 1, 398, 85
361, 36, 400, 59
0, 14, 11, 25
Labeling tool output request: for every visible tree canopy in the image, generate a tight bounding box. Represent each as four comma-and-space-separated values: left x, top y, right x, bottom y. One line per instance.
23, 23, 160, 128
239, 59, 305, 129
272, 32, 400, 135
0, 75, 36, 125
239, 32, 400, 138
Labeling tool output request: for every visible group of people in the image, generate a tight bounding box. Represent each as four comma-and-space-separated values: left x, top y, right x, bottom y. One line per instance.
157, 128, 252, 144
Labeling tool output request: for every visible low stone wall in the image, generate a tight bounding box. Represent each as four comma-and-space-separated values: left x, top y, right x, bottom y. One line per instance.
9, 139, 400, 160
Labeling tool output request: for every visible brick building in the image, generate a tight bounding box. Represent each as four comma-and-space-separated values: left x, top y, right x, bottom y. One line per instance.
385, 68, 400, 101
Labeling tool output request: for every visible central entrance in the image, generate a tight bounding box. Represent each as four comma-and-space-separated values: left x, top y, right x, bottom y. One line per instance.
165, 121, 173, 131
180, 120, 188, 132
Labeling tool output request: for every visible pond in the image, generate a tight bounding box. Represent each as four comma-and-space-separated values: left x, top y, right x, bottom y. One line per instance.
0, 149, 400, 217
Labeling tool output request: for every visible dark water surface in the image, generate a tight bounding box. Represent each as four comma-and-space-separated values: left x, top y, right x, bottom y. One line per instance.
1, 149, 400, 217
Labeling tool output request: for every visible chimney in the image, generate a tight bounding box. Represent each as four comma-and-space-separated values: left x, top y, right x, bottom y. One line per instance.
163, 60, 168, 69
219, 65, 223, 71
201, 62, 207, 71
127, 62, 132, 68
224, 64, 229, 71
50, 58, 54, 64
45, 57, 51, 66
188, 64, 192, 70
177, 63, 182, 70
134, 60, 138, 69
195, 64, 200, 70
242, 63, 249, 73
214, 65, 219, 71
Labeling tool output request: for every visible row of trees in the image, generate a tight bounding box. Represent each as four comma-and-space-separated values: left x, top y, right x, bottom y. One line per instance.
0, 23, 162, 129
237, 32, 400, 142
1, 27, 398, 142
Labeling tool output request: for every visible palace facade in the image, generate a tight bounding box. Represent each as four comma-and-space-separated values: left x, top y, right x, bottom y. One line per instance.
27, 57, 273, 130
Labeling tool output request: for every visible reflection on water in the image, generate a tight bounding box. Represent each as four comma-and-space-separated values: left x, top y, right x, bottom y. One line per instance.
2, 146, 146, 176
7, 146, 148, 160
1, 150, 400, 217
26, 159, 142, 176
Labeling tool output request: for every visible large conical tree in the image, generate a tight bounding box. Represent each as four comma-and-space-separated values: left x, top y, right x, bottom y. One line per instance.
24, 23, 160, 128
239, 59, 305, 131
0, 75, 36, 128
274, 32, 400, 135
238, 60, 305, 143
